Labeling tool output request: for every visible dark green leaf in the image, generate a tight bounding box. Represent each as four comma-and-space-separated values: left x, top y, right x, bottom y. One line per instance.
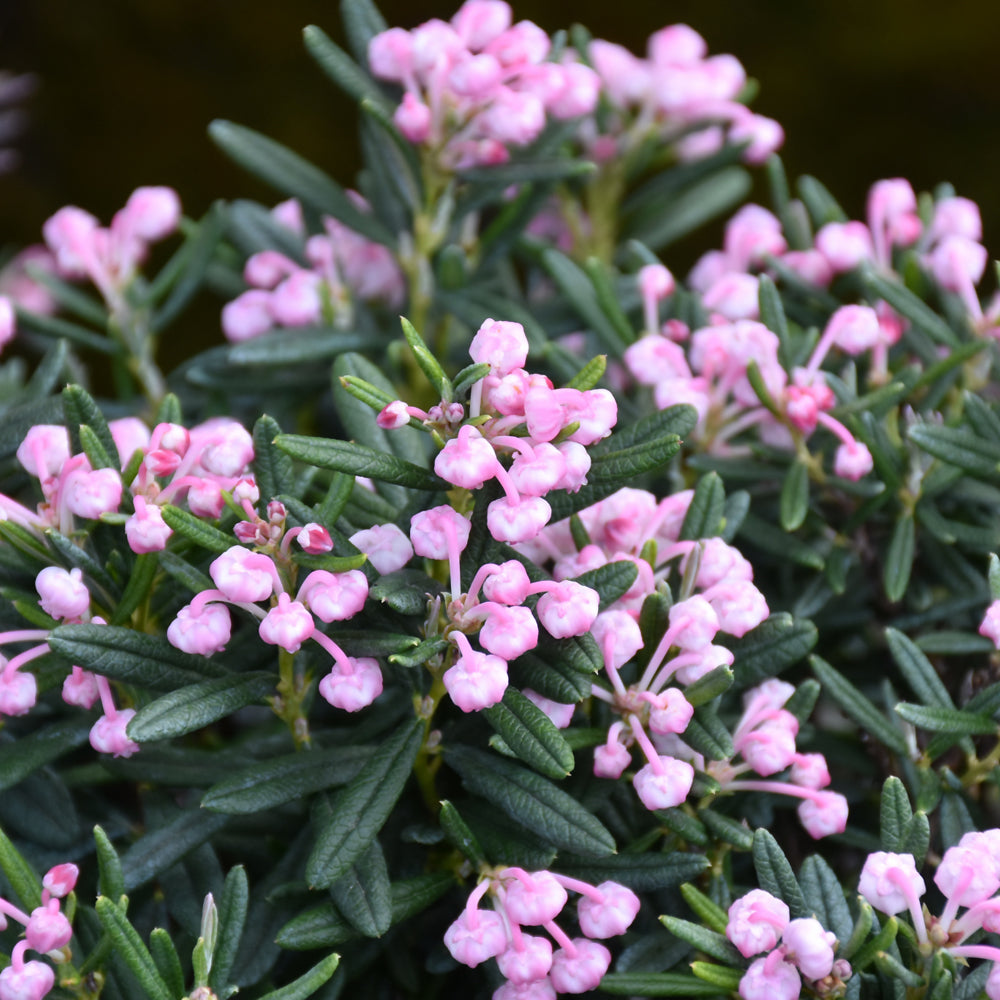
439, 800, 486, 866
699, 808, 753, 849
780, 459, 809, 531
679, 472, 725, 541
879, 776, 911, 852
79, 423, 117, 470
210, 865, 249, 996
109, 552, 159, 627
95, 896, 174, 1000
483, 687, 575, 779
894, 702, 997, 735
907, 423, 1000, 479
94, 824, 125, 900
600, 972, 729, 996
564, 354, 607, 391
799, 855, 852, 943
860, 264, 958, 347
161, 505, 237, 554
63, 383, 118, 463
886, 627, 953, 708
400, 316, 451, 400
680, 882, 729, 933
303, 24, 392, 112
253, 415, 294, 505
330, 839, 392, 938
0, 826, 42, 909
683, 667, 734, 708
445, 745, 615, 857
729, 613, 817, 687
752, 829, 808, 917
797, 175, 847, 224
255, 953, 340, 1000
884, 514, 915, 603
307, 720, 422, 888
121, 810, 230, 891
659, 915, 742, 963
0, 720, 91, 792
149, 929, 186, 1000
758, 273, 789, 344
572, 559, 638, 611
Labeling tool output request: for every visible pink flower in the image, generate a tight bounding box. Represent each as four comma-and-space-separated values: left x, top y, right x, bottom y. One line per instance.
496, 934, 553, 985
797, 791, 848, 839
0, 670, 37, 717
26, 900, 72, 952
0, 957, 55, 1000
782, 917, 835, 980
410, 506, 471, 559
577, 882, 641, 939
42, 864, 78, 899
478, 603, 538, 660
298, 570, 368, 623
210, 547, 276, 603
739, 954, 801, 1000
443, 909, 507, 967
125, 496, 172, 553
549, 938, 610, 993
443, 643, 508, 711
980, 600, 1000, 648
726, 889, 789, 958
535, 581, 599, 638
350, 523, 414, 574
317, 657, 383, 712
434, 425, 499, 489
35, 567, 90, 621
502, 870, 567, 925
487, 496, 551, 543
90, 709, 139, 758
259, 595, 315, 653
167, 602, 232, 656
632, 757, 694, 810
62, 666, 100, 709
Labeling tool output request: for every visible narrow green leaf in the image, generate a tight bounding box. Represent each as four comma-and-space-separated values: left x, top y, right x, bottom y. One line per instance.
886, 627, 953, 708
79, 423, 117, 470
149, 929, 186, 1000
445, 745, 615, 857
202, 745, 372, 813
95, 896, 174, 1000
121, 811, 230, 891
894, 702, 997, 735
161, 505, 237, 554
307, 720, 422, 888
690, 962, 744, 990
276, 434, 443, 490
729, 613, 817, 686
679, 472, 725, 541
557, 852, 708, 892
0, 826, 42, 909
452, 361, 492, 399
400, 317, 451, 401
811, 654, 909, 754
860, 264, 958, 347
252, 415, 294, 506
850, 915, 898, 971
797, 174, 848, 224
0, 720, 90, 793
699, 808, 753, 849
572, 559, 638, 611
752, 829, 808, 917
563, 354, 607, 395
780, 460, 810, 531
738, 513, 825, 569
17, 307, 118, 354
584, 258, 638, 346
128, 673, 275, 742
439, 800, 487, 866
657, 807, 709, 846
600, 972, 728, 996
94, 825, 125, 900
683, 667, 734, 708
255, 953, 340, 1000
303, 23, 392, 111
879, 776, 912, 852
63, 383, 118, 463
209, 119, 392, 246
680, 882, 729, 933
684, 706, 735, 760
758, 273, 789, 344
210, 865, 249, 996
109, 552, 158, 626
659, 915, 742, 963
49, 624, 229, 689
483, 687, 575, 779
884, 514, 915, 603
329, 840, 392, 938
799, 855, 853, 944
907, 423, 1000, 479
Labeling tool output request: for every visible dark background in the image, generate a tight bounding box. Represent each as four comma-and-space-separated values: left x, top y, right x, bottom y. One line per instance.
0, 0, 998, 263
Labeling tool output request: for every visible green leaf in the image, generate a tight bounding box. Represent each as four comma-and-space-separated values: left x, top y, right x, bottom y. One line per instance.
752, 828, 808, 917
210, 866, 249, 997
128, 673, 275, 742
121, 810, 230, 891
584, 258, 638, 346
63, 383, 118, 463
109, 552, 159, 627
0, 826, 42, 909
209, 119, 392, 246
879, 776, 913, 852
799, 855, 853, 943
680, 881, 729, 933
49, 624, 229, 689
0, 720, 91, 793
810, 654, 909, 754
400, 316, 451, 401
683, 706, 735, 760
439, 800, 487, 866
252, 415, 294, 506
307, 720, 422, 888
79, 423, 117, 470
738, 512, 825, 569
758, 273, 789, 345
699, 808, 753, 849
860, 264, 958, 347
884, 514, 915, 603
564, 354, 607, 392
276, 433, 443, 490
572, 559, 638, 611
303, 24, 392, 112
389, 636, 450, 668
556, 852, 708, 892
329, 839, 392, 938
14, 307, 117, 355
227, 328, 376, 367
894, 702, 997, 735
600, 972, 729, 996
690, 962, 744, 990
149, 929, 186, 1000
780, 459, 810, 531
907, 423, 1000, 479
202, 745, 372, 813
161, 505, 237, 554
94, 824, 125, 900
885, 627, 953, 708
679, 472, 725, 541
659, 915, 742, 963
445, 745, 615, 857
483, 687, 575, 779
729, 613, 817, 686
255, 953, 340, 1000
797, 174, 848, 224
850, 915, 898, 971
657, 808, 709, 846
96, 897, 174, 1000
683, 667, 734, 708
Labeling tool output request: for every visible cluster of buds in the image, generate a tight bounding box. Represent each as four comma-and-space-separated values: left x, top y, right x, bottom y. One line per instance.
368, 0, 600, 168
726, 888, 848, 1000
380, 317, 616, 545
0, 566, 137, 757
222, 198, 404, 342
626, 261, 875, 479
444, 866, 639, 997
859, 834, 1000, 996
587, 25, 782, 165
41, 186, 181, 310
0, 863, 78, 1000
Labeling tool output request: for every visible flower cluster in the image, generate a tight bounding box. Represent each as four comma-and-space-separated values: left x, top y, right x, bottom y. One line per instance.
726, 888, 848, 1000
0, 863, 77, 1000
859, 834, 1000, 996
221, 198, 404, 342
444, 866, 639, 997
369, 0, 600, 168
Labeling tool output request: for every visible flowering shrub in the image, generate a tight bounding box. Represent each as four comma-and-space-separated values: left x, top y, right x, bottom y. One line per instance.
2, 2, 1000, 1000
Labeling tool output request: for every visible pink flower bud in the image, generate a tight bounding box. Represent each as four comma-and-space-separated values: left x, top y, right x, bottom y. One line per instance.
411, 19, 464, 76
443, 909, 507, 967
594, 738, 631, 779
297, 523, 333, 554
797, 791, 848, 839
577, 882, 641, 939
815, 221, 874, 272
125, 498, 172, 554
546, 62, 601, 119
508, 443, 567, 497
448, 52, 503, 97
493, 980, 557, 1000
259, 594, 314, 653
0, 669, 37, 717
535, 581, 599, 638
646, 689, 694, 736
167, 602, 232, 656
435, 425, 499, 489
487, 496, 551, 543
195, 421, 254, 476
739, 955, 801, 1000
42, 205, 100, 278
549, 938, 611, 993
210, 547, 276, 603
825, 304, 881, 355
648, 23, 707, 65
501, 870, 567, 925
186, 479, 225, 518
298, 569, 368, 622
592, 610, 644, 669
65, 467, 122, 519
928, 235, 988, 290
781, 250, 834, 287
833, 440, 873, 481
444, 645, 508, 712
90, 709, 139, 758
790, 753, 831, 789
935, 844, 1000, 907
350, 523, 414, 574
394, 93, 432, 143
0, 295, 15, 352
590, 40, 649, 106
121, 187, 181, 242
451, 0, 512, 50
705, 581, 769, 638
638, 264, 675, 302
482, 560, 532, 604
724, 204, 786, 269
0, 958, 55, 1000
62, 666, 99, 709
368, 28, 414, 83
485, 20, 549, 67
561, 388, 617, 445
42, 864, 78, 899
727, 889, 789, 957
36, 566, 90, 620
782, 918, 836, 981
931, 196, 982, 243
496, 934, 553, 985
729, 114, 784, 165
702, 273, 760, 321
244, 250, 299, 289
470, 318, 530, 375
411, 505, 471, 559
318, 657, 383, 712
26, 900, 72, 952
222, 290, 273, 342
478, 603, 538, 660
269, 271, 322, 327
16, 425, 71, 479
632, 757, 694, 810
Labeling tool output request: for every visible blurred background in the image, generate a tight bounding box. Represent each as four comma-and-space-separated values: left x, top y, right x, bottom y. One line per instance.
0, 0, 997, 265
